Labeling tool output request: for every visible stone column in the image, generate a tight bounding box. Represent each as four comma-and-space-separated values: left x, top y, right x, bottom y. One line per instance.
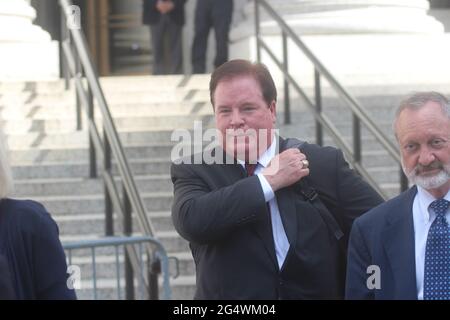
0, 0, 59, 81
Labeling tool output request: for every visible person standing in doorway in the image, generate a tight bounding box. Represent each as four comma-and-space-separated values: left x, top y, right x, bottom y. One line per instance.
142, 0, 187, 74
191, 0, 233, 74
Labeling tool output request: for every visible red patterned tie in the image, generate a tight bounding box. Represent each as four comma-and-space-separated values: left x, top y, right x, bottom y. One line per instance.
245, 163, 257, 177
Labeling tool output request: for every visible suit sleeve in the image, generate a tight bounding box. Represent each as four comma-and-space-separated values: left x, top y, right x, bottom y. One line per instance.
335, 149, 384, 236
32, 208, 77, 300
345, 219, 374, 299
171, 163, 267, 244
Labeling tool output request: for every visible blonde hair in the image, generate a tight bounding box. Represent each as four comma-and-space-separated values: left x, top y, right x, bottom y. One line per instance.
0, 127, 13, 198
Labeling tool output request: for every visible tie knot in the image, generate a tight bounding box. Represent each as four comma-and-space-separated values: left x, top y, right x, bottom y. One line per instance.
245, 163, 257, 176
430, 199, 450, 217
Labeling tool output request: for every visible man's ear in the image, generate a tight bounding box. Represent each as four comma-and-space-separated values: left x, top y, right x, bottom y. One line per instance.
269, 100, 277, 123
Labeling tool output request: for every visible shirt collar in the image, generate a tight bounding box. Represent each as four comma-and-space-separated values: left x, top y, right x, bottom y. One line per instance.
416, 186, 450, 222
238, 137, 277, 169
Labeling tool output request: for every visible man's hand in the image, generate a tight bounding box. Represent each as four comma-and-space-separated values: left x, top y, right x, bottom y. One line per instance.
262, 149, 310, 192
156, 0, 174, 14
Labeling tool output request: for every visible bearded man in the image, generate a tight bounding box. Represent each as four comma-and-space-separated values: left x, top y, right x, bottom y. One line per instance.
346, 91, 450, 300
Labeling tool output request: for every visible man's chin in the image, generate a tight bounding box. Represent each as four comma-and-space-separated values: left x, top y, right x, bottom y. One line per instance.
411, 170, 450, 190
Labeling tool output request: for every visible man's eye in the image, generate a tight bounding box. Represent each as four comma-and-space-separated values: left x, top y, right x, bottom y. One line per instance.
405, 144, 417, 152
431, 139, 444, 147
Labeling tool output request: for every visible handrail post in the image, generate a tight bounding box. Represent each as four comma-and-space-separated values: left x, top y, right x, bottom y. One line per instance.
314, 68, 323, 146
125, 245, 135, 300
353, 115, 361, 163
123, 188, 134, 299
104, 132, 114, 236
87, 85, 97, 178
148, 254, 161, 300
254, 0, 261, 62
74, 48, 82, 131
282, 30, 290, 125
60, 6, 70, 89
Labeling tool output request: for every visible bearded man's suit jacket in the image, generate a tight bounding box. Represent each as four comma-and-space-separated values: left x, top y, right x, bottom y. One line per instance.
171, 137, 383, 299
345, 187, 421, 300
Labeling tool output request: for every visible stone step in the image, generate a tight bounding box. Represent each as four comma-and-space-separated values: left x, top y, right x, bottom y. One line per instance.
0, 101, 400, 124
5, 131, 397, 158
22, 191, 174, 214
8, 141, 399, 167
0, 75, 210, 93
11, 158, 172, 179
169, 275, 196, 300
1, 110, 398, 136
12, 174, 173, 197
0, 114, 217, 134
0, 101, 213, 120
11, 161, 404, 198
5, 129, 203, 148
0, 81, 67, 94
4, 122, 396, 152
9, 144, 182, 163
71, 274, 196, 300
56, 211, 175, 235
0, 88, 210, 106
99, 74, 211, 90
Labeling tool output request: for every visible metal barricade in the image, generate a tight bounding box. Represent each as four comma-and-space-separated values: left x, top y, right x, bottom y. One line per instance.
63, 236, 176, 300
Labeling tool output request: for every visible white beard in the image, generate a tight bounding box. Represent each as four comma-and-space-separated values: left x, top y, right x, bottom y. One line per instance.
403, 162, 450, 190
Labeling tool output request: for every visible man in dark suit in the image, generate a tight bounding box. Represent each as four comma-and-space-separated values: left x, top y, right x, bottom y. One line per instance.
346, 92, 450, 300
142, 0, 186, 74
171, 59, 383, 299
191, 0, 233, 73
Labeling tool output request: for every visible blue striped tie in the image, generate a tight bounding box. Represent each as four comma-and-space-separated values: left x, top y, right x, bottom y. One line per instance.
424, 199, 450, 300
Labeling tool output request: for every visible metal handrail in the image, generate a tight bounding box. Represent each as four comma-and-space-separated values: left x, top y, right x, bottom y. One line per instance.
254, 0, 409, 198
63, 236, 173, 300
58, 0, 162, 299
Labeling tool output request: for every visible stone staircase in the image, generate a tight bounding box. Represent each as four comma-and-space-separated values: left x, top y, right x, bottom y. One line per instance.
2, 75, 448, 299
1, 75, 212, 300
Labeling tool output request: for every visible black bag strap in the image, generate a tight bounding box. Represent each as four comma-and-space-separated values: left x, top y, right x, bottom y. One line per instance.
284, 139, 344, 242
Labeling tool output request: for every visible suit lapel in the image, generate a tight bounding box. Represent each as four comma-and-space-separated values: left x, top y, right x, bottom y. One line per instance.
275, 187, 298, 248
381, 187, 418, 299
276, 137, 299, 247
217, 148, 279, 267
252, 205, 278, 268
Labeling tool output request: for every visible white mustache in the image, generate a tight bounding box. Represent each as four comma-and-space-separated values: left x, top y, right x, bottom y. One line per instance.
414, 161, 443, 174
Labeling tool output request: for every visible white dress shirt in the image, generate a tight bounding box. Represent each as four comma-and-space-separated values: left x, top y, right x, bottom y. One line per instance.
238, 139, 290, 270
413, 186, 450, 300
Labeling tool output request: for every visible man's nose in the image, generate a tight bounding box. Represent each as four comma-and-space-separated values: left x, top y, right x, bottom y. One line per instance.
418, 146, 436, 166
230, 110, 244, 126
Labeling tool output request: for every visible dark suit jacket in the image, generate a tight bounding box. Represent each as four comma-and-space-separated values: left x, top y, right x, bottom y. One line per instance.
345, 187, 418, 300
142, 0, 186, 26
171, 137, 383, 299
0, 254, 14, 299
0, 198, 77, 300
